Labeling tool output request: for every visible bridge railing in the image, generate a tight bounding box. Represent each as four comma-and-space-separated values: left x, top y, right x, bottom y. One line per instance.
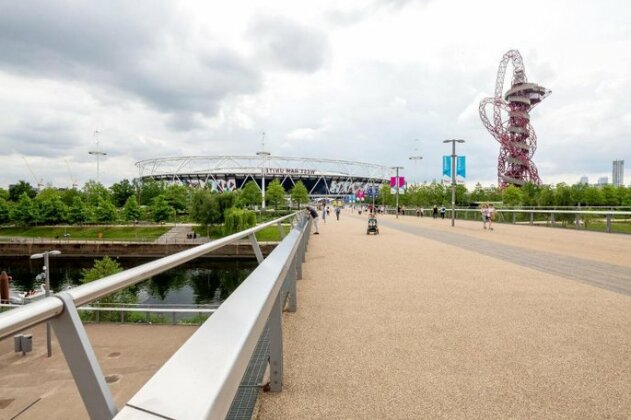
383, 207, 631, 233
0, 211, 311, 419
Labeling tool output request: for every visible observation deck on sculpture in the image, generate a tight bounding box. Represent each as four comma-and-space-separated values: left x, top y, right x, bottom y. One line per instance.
1, 211, 630, 419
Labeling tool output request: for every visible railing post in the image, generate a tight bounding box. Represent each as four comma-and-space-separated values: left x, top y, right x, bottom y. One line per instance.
268, 293, 283, 392
249, 233, 264, 264
277, 222, 286, 240
530, 212, 534, 225
550, 213, 555, 226
512, 213, 516, 224
606, 214, 612, 233
51, 293, 117, 419
286, 260, 297, 313
575, 213, 580, 230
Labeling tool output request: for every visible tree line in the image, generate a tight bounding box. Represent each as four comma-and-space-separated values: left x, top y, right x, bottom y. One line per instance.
0, 178, 311, 227
376, 182, 631, 208
2, 177, 629, 227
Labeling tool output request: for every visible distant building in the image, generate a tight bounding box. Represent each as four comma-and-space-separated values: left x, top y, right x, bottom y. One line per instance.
579, 176, 589, 185
597, 176, 609, 186
612, 160, 624, 186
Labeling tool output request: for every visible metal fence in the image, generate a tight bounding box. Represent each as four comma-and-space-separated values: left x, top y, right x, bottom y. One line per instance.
384, 207, 631, 233
0, 211, 311, 419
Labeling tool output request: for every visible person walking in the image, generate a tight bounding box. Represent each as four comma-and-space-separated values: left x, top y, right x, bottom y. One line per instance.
488, 204, 496, 231
439, 206, 446, 219
481, 204, 489, 230
308, 206, 320, 234
419, 207, 424, 218
322, 205, 327, 223
432, 205, 438, 219
335, 206, 341, 221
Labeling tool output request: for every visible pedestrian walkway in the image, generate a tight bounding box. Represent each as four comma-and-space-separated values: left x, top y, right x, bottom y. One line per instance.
154, 223, 203, 244
256, 212, 631, 419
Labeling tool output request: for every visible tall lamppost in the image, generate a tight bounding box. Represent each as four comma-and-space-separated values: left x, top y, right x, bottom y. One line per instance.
392, 166, 404, 219
257, 131, 270, 210
443, 139, 465, 227
30, 249, 61, 357
88, 131, 107, 183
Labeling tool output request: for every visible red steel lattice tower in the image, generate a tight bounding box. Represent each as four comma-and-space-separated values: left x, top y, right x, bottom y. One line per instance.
479, 50, 550, 188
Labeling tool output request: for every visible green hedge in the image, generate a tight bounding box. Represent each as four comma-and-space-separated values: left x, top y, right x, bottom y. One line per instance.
223, 208, 256, 235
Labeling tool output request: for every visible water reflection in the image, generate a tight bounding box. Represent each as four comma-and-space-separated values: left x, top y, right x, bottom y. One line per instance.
0, 257, 257, 305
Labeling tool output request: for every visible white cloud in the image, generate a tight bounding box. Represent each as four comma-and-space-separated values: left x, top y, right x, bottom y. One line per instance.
0, 0, 630, 189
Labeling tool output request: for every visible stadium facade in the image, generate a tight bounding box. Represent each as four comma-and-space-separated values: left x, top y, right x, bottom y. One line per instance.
136, 155, 392, 200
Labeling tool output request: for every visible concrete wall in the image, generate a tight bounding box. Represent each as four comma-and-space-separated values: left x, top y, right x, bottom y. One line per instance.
0, 241, 276, 259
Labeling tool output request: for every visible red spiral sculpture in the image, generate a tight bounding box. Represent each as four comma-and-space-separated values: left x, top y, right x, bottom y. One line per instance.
479, 50, 550, 188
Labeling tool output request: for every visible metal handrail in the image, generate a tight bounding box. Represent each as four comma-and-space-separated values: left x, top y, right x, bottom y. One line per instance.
454, 208, 631, 215
0, 213, 298, 341
115, 214, 310, 419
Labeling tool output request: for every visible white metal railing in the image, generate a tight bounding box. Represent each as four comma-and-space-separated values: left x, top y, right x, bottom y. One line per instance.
0, 211, 311, 419
383, 207, 631, 233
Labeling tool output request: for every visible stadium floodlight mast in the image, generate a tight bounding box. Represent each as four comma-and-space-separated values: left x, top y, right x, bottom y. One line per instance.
30, 249, 61, 357
443, 139, 465, 227
88, 130, 107, 184
256, 131, 271, 209
391, 166, 404, 219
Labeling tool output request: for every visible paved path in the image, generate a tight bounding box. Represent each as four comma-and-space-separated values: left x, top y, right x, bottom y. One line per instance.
0, 323, 196, 419
154, 223, 204, 244
256, 212, 631, 419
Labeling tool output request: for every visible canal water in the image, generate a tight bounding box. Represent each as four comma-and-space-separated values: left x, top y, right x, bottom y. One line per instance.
0, 256, 257, 306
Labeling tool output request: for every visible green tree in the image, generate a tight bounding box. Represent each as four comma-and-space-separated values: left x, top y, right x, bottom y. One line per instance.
93, 197, 117, 223
151, 195, 175, 222
582, 186, 604, 206
0, 198, 9, 224
290, 181, 309, 208
265, 179, 286, 209
60, 187, 84, 207
110, 179, 135, 207
68, 196, 89, 224
83, 181, 112, 206
80, 257, 137, 314
601, 184, 620, 206
35, 188, 68, 224
190, 189, 221, 226
123, 195, 142, 222
9, 180, 37, 202
537, 185, 555, 207
223, 208, 256, 235
164, 184, 190, 212
240, 181, 262, 208
10, 193, 40, 225
378, 184, 393, 207
502, 185, 522, 206
455, 184, 469, 206
0, 188, 9, 201
469, 182, 488, 203
138, 179, 165, 206
520, 182, 539, 206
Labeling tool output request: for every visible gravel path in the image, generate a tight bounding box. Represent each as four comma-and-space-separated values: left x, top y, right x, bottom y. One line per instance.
256, 211, 631, 419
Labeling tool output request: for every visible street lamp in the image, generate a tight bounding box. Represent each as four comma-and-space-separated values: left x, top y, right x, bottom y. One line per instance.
443, 139, 465, 227
30, 250, 61, 357
391, 166, 404, 219
408, 155, 423, 185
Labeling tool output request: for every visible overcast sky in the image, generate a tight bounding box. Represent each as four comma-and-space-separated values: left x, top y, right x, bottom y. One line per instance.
1, 0, 630, 189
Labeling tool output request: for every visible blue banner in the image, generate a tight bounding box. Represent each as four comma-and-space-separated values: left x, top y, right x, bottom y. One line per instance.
442, 156, 452, 178
457, 156, 466, 181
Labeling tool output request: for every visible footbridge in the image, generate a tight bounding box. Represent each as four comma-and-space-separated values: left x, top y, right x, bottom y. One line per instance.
1, 211, 630, 419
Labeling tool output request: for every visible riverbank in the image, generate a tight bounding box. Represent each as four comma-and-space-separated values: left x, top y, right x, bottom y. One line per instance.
0, 240, 276, 258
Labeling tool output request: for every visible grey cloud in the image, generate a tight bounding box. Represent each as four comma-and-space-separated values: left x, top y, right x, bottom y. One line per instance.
0, 1, 262, 122
249, 17, 329, 72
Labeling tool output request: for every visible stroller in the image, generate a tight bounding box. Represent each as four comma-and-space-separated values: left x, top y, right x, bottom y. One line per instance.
366, 217, 379, 235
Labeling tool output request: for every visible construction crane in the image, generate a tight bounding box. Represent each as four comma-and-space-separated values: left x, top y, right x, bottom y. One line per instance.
65, 160, 79, 189
22, 156, 44, 190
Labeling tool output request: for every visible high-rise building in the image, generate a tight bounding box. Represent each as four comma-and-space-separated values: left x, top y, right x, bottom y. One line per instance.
597, 176, 609, 186
579, 176, 589, 185
612, 160, 624, 186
